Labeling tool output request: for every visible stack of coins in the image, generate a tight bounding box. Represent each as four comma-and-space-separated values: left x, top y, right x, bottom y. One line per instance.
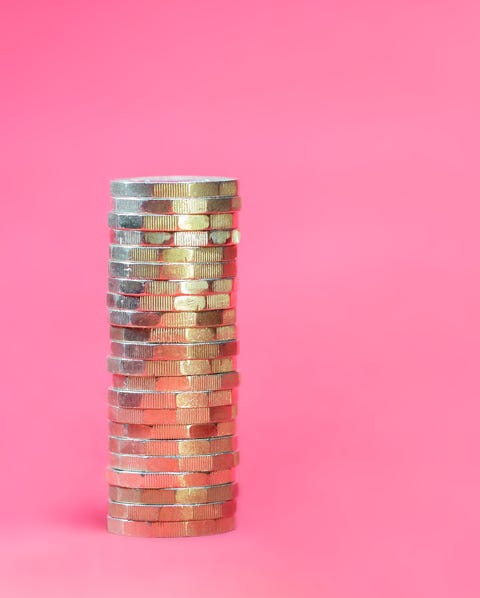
107, 177, 240, 537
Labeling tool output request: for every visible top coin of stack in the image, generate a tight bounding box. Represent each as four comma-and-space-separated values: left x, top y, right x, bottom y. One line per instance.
107, 176, 240, 538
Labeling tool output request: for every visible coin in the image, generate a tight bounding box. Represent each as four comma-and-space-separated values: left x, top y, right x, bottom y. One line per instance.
110, 229, 240, 247
109, 405, 237, 425
110, 340, 238, 360
107, 515, 235, 537
110, 325, 237, 343
109, 260, 237, 280
108, 499, 236, 522
108, 388, 238, 409
109, 420, 236, 439
109, 482, 238, 504
108, 308, 236, 328
112, 196, 241, 215
111, 372, 240, 391
107, 292, 237, 312
110, 245, 237, 263
108, 357, 236, 376
109, 451, 239, 472
108, 277, 236, 296
108, 436, 238, 456
108, 212, 238, 231
110, 176, 238, 198
106, 467, 235, 488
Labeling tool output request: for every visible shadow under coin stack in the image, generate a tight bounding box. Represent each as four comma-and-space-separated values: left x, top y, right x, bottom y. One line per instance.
107, 176, 240, 537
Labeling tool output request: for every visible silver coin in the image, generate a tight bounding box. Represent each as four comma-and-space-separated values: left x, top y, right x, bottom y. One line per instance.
110, 176, 238, 198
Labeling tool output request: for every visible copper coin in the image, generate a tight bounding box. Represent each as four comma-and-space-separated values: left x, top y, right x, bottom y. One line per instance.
108, 499, 236, 522
106, 468, 235, 488
108, 388, 238, 409
110, 325, 237, 343
108, 482, 238, 505
109, 451, 239, 473
111, 372, 240, 392
108, 436, 238, 456
109, 420, 236, 440
107, 516, 236, 537
109, 405, 237, 425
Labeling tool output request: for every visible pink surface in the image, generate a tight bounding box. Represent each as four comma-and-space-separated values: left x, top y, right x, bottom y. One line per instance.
1, 1, 480, 596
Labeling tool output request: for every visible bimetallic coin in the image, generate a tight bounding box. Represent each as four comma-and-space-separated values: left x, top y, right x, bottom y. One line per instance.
106, 467, 235, 488
108, 212, 238, 231
108, 277, 236, 296
108, 357, 236, 376
109, 405, 237, 425
110, 340, 238, 360
107, 516, 235, 537
109, 420, 236, 439
109, 260, 237, 280
108, 388, 238, 409
110, 176, 238, 199
109, 482, 238, 505
110, 229, 240, 247
112, 372, 240, 392
110, 325, 237, 343
109, 451, 239, 472
108, 436, 238, 456
108, 499, 236, 522
110, 245, 237, 263
112, 196, 241, 215
108, 308, 236, 328
107, 292, 237, 312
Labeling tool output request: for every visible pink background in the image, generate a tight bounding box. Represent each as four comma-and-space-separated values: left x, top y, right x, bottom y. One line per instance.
1, 1, 479, 596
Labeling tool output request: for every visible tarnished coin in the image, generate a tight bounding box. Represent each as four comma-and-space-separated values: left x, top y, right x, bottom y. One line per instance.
107, 515, 235, 537
108, 436, 238, 456
108, 388, 238, 409
110, 245, 237, 263
108, 356, 236, 376
109, 451, 240, 472
109, 482, 238, 504
108, 308, 236, 328
108, 212, 238, 231
109, 420, 236, 439
110, 325, 237, 343
108, 499, 236, 522
109, 405, 237, 425
109, 260, 237, 280
112, 371, 240, 391
108, 277, 236, 296
112, 196, 241, 215
107, 292, 237, 312
110, 229, 240, 247
110, 176, 238, 199
106, 467, 235, 488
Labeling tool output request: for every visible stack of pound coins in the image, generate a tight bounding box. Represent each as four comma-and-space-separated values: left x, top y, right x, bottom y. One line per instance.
107, 177, 240, 537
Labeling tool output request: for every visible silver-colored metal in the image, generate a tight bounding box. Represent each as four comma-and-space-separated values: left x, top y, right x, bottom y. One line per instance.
108, 212, 239, 231
110, 245, 237, 263
108, 308, 236, 328
110, 340, 238, 360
